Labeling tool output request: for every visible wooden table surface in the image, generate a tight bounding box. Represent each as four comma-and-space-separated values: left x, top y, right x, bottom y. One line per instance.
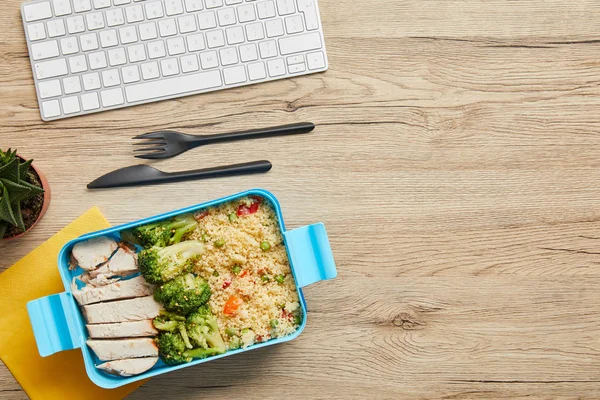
2, 0, 600, 398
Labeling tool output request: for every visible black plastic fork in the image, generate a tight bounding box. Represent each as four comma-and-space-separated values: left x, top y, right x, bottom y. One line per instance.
133, 122, 315, 159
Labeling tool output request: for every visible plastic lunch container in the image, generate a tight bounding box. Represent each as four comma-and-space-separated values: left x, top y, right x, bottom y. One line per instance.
26, 189, 337, 389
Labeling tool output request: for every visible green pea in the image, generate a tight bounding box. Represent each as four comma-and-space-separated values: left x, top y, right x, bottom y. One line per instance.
229, 213, 238, 223
232, 265, 241, 275
201, 233, 210, 242
275, 275, 285, 284
212, 270, 220, 277
261, 275, 270, 283
225, 327, 237, 336
270, 319, 279, 328
294, 315, 302, 325
214, 238, 225, 247
260, 241, 271, 251
241, 328, 251, 334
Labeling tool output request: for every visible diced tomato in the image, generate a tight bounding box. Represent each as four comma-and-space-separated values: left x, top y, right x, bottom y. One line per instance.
223, 295, 243, 315
239, 270, 249, 278
256, 335, 263, 342
249, 195, 263, 203
222, 280, 231, 289
194, 210, 209, 220
237, 201, 260, 216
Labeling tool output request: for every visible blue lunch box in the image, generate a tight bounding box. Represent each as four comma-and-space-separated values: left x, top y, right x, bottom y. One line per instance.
26, 189, 337, 389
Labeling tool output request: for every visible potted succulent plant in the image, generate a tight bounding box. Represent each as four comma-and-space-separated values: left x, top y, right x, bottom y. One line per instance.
0, 149, 50, 240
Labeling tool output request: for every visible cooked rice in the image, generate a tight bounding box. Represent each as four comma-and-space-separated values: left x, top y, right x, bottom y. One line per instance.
188, 196, 300, 348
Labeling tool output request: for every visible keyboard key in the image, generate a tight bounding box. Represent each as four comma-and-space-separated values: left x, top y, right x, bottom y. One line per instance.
165, 0, 184, 16
108, 48, 127, 66
38, 79, 62, 99
61, 37, 79, 54
68, 55, 88, 73
257, 1, 276, 19
217, 8, 236, 26
225, 0, 242, 4
286, 54, 304, 64
122, 65, 141, 83
247, 61, 266, 80
206, 30, 225, 48
101, 88, 125, 107
41, 100, 61, 118
93, 0, 111, 9
61, 96, 80, 114
197, 11, 217, 29
81, 92, 100, 110
237, 4, 256, 23
258, 40, 277, 58
167, 37, 186, 55
178, 15, 197, 33
35, 58, 68, 79
285, 15, 303, 34
139, 22, 158, 40
31, 40, 59, 61
83, 72, 101, 90
145, 1, 164, 19
148, 40, 167, 59
278, 31, 321, 55
102, 69, 121, 86
86, 12, 105, 30
186, 33, 205, 51
53, 0, 72, 16
223, 65, 246, 84
267, 58, 285, 76
185, 0, 203, 12
128, 44, 147, 61
239, 43, 258, 62
119, 26, 138, 43
125, 70, 222, 103
27, 23, 46, 41
306, 51, 325, 70
100, 29, 119, 47
23, 2, 52, 22
245, 22, 265, 41
288, 62, 305, 73
180, 54, 199, 72
159, 19, 177, 37
226, 26, 244, 45
88, 51, 107, 69
106, 8, 125, 27
160, 58, 180, 76
47, 20, 66, 37
276, 0, 294, 15
141, 61, 160, 79
66, 15, 85, 34
73, 0, 92, 13
125, 5, 143, 23
219, 47, 238, 65
265, 19, 284, 37
297, 0, 319, 30
113, 0, 131, 5
63, 76, 82, 94
205, 0, 223, 9
199, 50, 219, 69
80, 33, 99, 51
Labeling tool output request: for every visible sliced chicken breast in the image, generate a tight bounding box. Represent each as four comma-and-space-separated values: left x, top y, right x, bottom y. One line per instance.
96, 357, 158, 377
87, 339, 158, 361
72, 276, 154, 306
72, 237, 118, 270
87, 320, 158, 339
83, 296, 163, 324
77, 273, 120, 288
90, 246, 138, 278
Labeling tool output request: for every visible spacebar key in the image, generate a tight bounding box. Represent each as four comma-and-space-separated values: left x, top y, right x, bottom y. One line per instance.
125, 70, 223, 103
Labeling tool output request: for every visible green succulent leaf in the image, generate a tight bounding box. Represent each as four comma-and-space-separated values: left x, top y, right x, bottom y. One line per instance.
0, 158, 20, 183
0, 221, 7, 239
0, 185, 19, 228
19, 159, 33, 177
0, 178, 32, 205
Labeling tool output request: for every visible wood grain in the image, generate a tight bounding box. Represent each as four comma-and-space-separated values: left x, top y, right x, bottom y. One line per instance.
2, 0, 600, 398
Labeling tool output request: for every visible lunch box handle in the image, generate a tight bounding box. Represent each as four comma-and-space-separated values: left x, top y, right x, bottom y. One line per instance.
284, 223, 337, 288
27, 292, 82, 357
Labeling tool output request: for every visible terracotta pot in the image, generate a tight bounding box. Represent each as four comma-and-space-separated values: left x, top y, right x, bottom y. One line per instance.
1, 160, 51, 240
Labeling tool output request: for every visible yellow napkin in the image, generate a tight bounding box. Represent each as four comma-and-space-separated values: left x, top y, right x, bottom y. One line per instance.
0, 207, 147, 399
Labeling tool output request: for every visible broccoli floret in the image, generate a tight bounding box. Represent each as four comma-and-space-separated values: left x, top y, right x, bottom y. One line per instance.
154, 273, 211, 314
155, 332, 191, 365
125, 214, 198, 248
186, 306, 226, 353
138, 241, 204, 284
152, 317, 179, 332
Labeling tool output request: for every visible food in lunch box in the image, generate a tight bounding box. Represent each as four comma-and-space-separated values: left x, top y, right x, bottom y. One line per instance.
69, 195, 302, 376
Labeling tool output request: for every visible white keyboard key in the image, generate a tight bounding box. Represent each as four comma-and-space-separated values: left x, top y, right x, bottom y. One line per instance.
199, 50, 218, 68
306, 51, 325, 69
101, 88, 125, 107
63, 76, 82, 94
106, 8, 125, 27
160, 58, 180, 76
285, 15, 303, 34
258, 40, 277, 58
237, 4, 256, 23
73, 0, 92, 13
245, 22, 264, 41
145, 1, 164, 19
141, 61, 160, 79
53, 0, 72, 17
24, 2, 52, 22
27, 23, 46, 41
217, 8, 236, 26
102, 69, 121, 86
267, 58, 285, 76
83, 72, 101, 90
159, 19, 177, 37
257, 1, 276, 19
93, 0, 111, 9
178, 15, 197, 33
275, 0, 294, 15
42, 100, 61, 118
68, 54, 88, 73
225, 0, 242, 4
139, 22, 158, 40
35, 58, 68, 79
148, 40, 167, 58
288, 62, 305, 73
122, 65, 141, 83
180, 54, 199, 72
86, 12, 105, 30
226, 26, 244, 45
219, 47, 238, 65
286, 54, 304, 64
128, 44, 147, 61
205, 0, 223, 9
278, 31, 321, 55
61, 37, 79, 54
38, 79, 62, 98
247, 61, 266, 80
88, 51, 107, 69
100, 29, 118, 47
186, 33, 205, 51
31, 40, 59, 61
125, 5, 143, 23
81, 92, 100, 110
297, 0, 319, 30
119, 26, 138, 43
62, 96, 80, 114
223, 65, 246, 84
113, 0, 131, 5
80, 33, 99, 51
165, 0, 184, 16
108, 48, 127, 66
239, 43, 258, 62
185, 0, 203, 12
197, 11, 217, 29
206, 30, 225, 48
125, 70, 222, 102
265, 19, 284, 37
66, 16, 85, 34
167, 37, 186, 55
47, 20, 66, 37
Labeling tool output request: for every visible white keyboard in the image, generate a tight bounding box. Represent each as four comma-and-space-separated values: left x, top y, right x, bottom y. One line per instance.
20, 0, 328, 121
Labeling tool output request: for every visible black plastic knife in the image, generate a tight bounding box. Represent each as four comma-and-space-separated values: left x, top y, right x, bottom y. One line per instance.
88, 160, 272, 189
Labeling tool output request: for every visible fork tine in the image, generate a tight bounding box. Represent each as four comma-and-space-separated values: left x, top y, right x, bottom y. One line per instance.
133, 131, 167, 140
132, 140, 166, 146
134, 152, 170, 160
133, 147, 166, 153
